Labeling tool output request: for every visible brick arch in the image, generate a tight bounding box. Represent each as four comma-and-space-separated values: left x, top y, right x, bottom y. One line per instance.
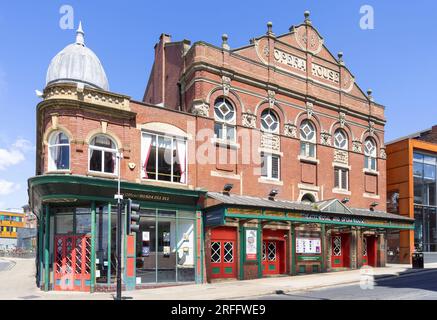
295, 112, 322, 137
206, 86, 245, 115
360, 130, 382, 150
330, 122, 353, 149
85, 129, 123, 151
256, 103, 285, 131
43, 125, 73, 146
254, 101, 287, 124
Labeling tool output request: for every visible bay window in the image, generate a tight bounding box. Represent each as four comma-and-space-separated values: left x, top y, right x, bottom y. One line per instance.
142, 132, 187, 184
261, 152, 280, 180
48, 131, 70, 171
89, 135, 118, 174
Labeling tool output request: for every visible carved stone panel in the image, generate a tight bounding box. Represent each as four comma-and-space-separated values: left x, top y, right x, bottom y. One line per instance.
352, 139, 362, 153
283, 122, 297, 138
334, 149, 349, 164
191, 99, 209, 117
261, 133, 280, 152
242, 110, 257, 128
320, 130, 331, 146
380, 148, 387, 160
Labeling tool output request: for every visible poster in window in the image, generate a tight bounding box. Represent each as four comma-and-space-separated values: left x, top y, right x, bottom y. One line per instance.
142, 231, 150, 241
141, 246, 150, 257
296, 238, 321, 254
163, 246, 171, 257
245, 229, 257, 260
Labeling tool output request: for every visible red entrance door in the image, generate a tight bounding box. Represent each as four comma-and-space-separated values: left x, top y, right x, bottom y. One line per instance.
210, 227, 237, 279
362, 236, 377, 267
54, 235, 91, 291
331, 234, 350, 268
262, 240, 283, 275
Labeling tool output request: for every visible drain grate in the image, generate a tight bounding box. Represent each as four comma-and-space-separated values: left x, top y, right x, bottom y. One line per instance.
19, 295, 40, 300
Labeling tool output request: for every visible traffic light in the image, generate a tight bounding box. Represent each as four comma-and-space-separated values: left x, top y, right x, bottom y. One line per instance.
126, 199, 141, 234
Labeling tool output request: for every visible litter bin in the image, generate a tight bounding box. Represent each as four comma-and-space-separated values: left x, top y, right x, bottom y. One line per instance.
412, 252, 424, 269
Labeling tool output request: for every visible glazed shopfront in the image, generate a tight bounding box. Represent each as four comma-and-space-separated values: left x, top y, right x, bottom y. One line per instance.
203, 192, 414, 282
28, 175, 206, 292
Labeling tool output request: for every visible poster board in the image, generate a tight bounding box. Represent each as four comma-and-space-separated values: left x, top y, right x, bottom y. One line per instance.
296, 238, 321, 254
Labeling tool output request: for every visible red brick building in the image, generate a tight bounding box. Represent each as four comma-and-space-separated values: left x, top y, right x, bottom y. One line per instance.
29, 13, 413, 292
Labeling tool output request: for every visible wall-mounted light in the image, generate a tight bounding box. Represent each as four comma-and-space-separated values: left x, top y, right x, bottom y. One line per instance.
370, 202, 379, 211
341, 197, 350, 204
223, 183, 233, 195
269, 189, 279, 200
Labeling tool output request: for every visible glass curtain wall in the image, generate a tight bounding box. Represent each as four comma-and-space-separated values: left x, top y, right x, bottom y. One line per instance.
413, 152, 437, 252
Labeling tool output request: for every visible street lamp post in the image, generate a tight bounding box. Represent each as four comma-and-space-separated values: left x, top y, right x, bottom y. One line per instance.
114, 152, 123, 300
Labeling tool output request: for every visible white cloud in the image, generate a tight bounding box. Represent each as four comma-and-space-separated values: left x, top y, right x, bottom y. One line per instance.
0, 179, 20, 195
0, 138, 34, 170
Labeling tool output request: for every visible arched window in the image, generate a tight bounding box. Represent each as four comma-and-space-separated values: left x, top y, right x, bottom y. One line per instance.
214, 97, 236, 142
364, 138, 377, 171
260, 109, 279, 133
334, 129, 348, 150
48, 131, 70, 171
300, 120, 316, 158
301, 193, 315, 204
89, 135, 118, 174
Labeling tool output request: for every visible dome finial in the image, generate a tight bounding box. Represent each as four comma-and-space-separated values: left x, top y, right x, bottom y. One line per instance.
76, 21, 85, 46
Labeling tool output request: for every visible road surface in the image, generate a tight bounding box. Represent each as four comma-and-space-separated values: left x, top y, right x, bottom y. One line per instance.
248, 269, 437, 300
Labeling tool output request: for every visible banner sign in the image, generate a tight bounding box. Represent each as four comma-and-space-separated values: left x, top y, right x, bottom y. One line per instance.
245, 229, 257, 260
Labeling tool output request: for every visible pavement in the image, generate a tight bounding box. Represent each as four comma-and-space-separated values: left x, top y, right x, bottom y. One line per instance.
0, 257, 436, 300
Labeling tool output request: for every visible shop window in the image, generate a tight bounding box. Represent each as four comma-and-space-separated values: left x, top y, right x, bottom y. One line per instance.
333, 129, 348, 150
300, 120, 316, 158
261, 152, 280, 180
89, 135, 118, 174
142, 132, 187, 184
214, 97, 236, 142
364, 138, 377, 171
55, 214, 74, 234
334, 167, 349, 190
48, 131, 70, 171
261, 109, 279, 133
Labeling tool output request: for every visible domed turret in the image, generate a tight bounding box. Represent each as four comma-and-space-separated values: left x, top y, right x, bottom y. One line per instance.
46, 22, 109, 91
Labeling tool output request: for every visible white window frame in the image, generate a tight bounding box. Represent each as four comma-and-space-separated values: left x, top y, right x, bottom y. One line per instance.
334, 129, 348, 150
48, 131, 70, 171
334, 167, 349, 191
300, 120, 317, 158
141, 131, 188, 184
261, 152, 280, 180
88, 135, 118, 175
214, 98, 236, 143
260, 109, 279, 134
364, 138, 377, 171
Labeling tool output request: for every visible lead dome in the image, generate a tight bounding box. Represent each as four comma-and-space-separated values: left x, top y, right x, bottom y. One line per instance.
46, 22, 109, 91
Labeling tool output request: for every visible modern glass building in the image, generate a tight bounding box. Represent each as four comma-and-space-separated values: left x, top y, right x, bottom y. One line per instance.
387, 125, 437, 263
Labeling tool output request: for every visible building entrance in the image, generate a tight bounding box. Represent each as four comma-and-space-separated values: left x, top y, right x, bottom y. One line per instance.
362, 235, 377, 267
210, 227, 237, 279
54, 234, 91, 291
331, 233, 350, 268
262, 240, 284, 275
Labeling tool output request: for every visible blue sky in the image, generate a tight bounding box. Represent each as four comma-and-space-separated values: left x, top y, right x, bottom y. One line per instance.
0, 0, 436, 209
